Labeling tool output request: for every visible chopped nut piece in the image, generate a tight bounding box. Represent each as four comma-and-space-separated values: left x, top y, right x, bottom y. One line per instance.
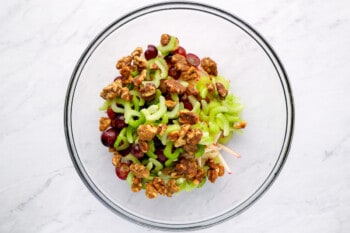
160, 34, 171, 46
180, 66, 197, 81
145, 182, 158, 199
206, 158, 225, 183
171, 54, 190, 72
233, 121, 247, 129
168, 131, 180, 142
175, 157, 198, 180
139, 140, 149, 153
131, 47, 143, 58
99, 117, 111, 131
100, 79, 123, 100
157, 124, 167, 136
133, 69, 147, 86
207, 83, 215, 93
116, 56, 132, 69
120, 66, 131, 77
165, 99, 177, 110
112, 152, 122, 167
185, 128, 202, 145
152, 177, 166, 195
137, 124, 158, 141
178, 111, 199, 125
186, 85, 199, 97
131, 177, 142, 192
164, 79, 186, 94
120, 87, 131, 102
130, 164, 150, 178
183, 144, 198, 155
179, 124, 191, 138
140, 83, 157, 101
133, 56, 147, 70
165, 179, 180, 197
174, 137, 186, 147
159, 79, 167, 93
200, 57, 218, 76
149, 62, 159, 70
216, 82, 228, 98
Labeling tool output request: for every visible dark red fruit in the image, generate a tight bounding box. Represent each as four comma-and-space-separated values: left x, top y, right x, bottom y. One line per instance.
186, 53, 200, 66
155, 148, 167, 163
164, 52, 174, 64
131, 144, 144, 159
168, 66, 180, 79
144, 45, 158, 60
107, 108, 117, 120
114, 76, 123, 81
101, 128, 118, 147
111, 114, 126, 129
119, 146, 131, 156
182, 99, 193, 110
174, 46, 186, 56
116, 163, 130, 180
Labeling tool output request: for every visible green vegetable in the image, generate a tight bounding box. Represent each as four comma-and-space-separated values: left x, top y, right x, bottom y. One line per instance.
157, 36, 178, 55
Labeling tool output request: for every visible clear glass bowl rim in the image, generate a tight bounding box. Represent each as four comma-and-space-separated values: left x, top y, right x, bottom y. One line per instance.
64, 1, 295, 231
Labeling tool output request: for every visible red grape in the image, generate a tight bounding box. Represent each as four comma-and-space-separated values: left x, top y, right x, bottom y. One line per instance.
155, 148, 167, 163
174, 46, 186, 56
131, 144, 144, 159
115, 163, 130, 180
164, 52, 174, 64
182, 98, 193, 110
101, 128, 118, 147
186, 53, 200, 66
107, 108, 117, 120
111, 114, 126, 129
144, 45, 158, 60
168, 66, 180, 79
114, 76, 123, 81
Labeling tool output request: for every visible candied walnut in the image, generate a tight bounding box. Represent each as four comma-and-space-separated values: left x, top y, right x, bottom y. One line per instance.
200, 57, 218, 76
183, 144, 198, 155
216, 82, 228, 98
178, 111, 199, 125
171, 54, 190, 72
145, 182, 158, 199
168, 131, 180, 142
116, 56, 132, 69
157, 124, 167, 136
100, 79, 123, 100
165, 99, 177, 110
152, 177, 166, 195
140, 83, 157, 101
160, 34, 171, 46
185, 128, 202, 145
120, 75, 133, 85
164, 79, 186, 94
130, 164, 150, 178
112, 152, 122, 167
159, 79, 167, 93
186, 85, 199, 98
131, 177, 142, 192
120, 87, 131, 102
179, 124, 191, 138
233, 120, 247, 129
174, 137, 186, 147
206, 158, 225, 183
149, 62, 159, 70
99, 117, 111, 131
180, 66, 197, 81
120, 66, 131, 77
133, 69, 147, 86
193, 168, 205, 185
139, 140, 149, 153
166, 179, 180, 197
175, 157, 198, 180
207, 83, 215, 93
108, 147, 116, 153
137, 124, 158, 141
131, 47, 143, 58
133, 56, 147, 70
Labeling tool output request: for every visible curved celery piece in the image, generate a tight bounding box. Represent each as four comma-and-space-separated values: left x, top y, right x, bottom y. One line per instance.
126, 172, 134, 186
208, 121, 220, 135
201, 99, 208, 110
188, 95, 200, 114
99, 99, 111, 111
194, 144, 205, 157
209, 106, 228, 121
199, 111, 210, 122
123, 154, 140, 164
164, 141, 182, 160
148, 89, 161, 106
161, 123, 181, 145
224, 113, 241, 123
146, 161, 153, 171
196, 76, 211, 98
126, 126, 134, 143
155, 57, 168, 78
141, 96, 166, 122
203, 100, 220, 115
216, 113, 230, 136
128, 112, 145, 128
157, 36, 178, 55
143, 71, 162, 88
110, 99, 125, 113
161, 112, 169, 124
114, 128, 127, 148
170, 93, 179, 102
146, 140, 157, 159
149, 158, 163, 172
167, 103, 180, 119
165, 159, 175, 167
200, 88, 208, 99
218, 131, 234, 144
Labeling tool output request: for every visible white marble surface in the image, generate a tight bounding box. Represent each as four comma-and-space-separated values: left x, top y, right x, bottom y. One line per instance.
1, 0, 350, 232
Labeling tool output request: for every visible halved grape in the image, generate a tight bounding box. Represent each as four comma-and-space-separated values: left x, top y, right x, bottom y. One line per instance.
144, 45, 158, 60
111, 114, 126, 129
131, 144, 144, 159
101, 128, 118, 147
107, 107, 117, 120
116, 163, 130, 180
186, 53, 200, 66
174, 46, 186, 56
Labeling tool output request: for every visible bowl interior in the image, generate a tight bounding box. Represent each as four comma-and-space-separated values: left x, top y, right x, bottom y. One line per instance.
66, 3, 293, 230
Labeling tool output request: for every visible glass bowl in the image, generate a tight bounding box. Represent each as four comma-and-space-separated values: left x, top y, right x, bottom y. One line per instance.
64, 2, 294, 230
